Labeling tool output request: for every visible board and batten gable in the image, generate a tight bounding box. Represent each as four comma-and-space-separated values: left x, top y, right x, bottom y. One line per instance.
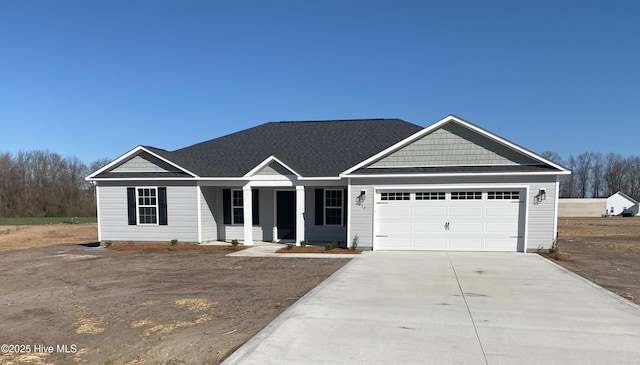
369, 122, 539, 168
97, 181, 199, 242
349, 175, 558, 252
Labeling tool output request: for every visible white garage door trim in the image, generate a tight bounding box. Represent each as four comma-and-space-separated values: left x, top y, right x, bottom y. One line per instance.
373, 185, 529, 252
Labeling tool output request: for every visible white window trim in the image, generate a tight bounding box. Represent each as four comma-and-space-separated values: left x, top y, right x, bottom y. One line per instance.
137, 187, 159, 225
232, 189, 244, 225
324, 189, 343, 226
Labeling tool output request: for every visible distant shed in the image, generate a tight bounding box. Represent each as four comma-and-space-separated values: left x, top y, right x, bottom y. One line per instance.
607, 192, 639, 216
558, 198, 607, 217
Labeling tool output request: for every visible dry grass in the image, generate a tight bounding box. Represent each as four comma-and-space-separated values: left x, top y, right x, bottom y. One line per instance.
558, 217, 640, 237
75, 317, 105, 334
0, 224, 97, 252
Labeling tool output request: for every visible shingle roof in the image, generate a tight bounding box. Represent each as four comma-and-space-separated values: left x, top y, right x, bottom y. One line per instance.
152, 119, 424, 177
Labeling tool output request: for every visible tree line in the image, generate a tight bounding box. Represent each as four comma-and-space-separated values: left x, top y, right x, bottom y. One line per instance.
542, 151, 640, 200
0, 150, 109, 218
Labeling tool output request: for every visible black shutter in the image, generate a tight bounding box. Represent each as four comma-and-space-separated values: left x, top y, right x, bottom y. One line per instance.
252, 189, 259, 226
127, 187, 137, 225
315, 189, 324, 225
343, 188, 347, 226
223, 189, 231, 225
158, 187, 168, 225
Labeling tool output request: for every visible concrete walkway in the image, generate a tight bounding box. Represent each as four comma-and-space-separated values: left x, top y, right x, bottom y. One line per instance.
223, 252, 640, 365
225, 242, 364, 259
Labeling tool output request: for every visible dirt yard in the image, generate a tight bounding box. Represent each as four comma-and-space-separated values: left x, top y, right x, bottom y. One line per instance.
555, 217, 640, 305
2, 219, 639, 364
0, 225, 349, 365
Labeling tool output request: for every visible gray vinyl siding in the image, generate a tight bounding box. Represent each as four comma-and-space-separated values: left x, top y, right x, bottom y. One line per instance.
349, 175, 558, 251
200, 186, 218, 242
305, 188, 347, 243
216, 188, 275, 242
97, 181, 198, 242
254, 161, 292, 176
370, 123, 539, 168
111, 152, 180, 173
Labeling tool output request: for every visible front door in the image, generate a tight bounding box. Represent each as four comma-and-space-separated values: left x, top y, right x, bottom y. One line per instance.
276, 191, 296, 240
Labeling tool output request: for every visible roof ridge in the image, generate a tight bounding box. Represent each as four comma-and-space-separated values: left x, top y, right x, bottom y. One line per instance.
270, 118, 398, 123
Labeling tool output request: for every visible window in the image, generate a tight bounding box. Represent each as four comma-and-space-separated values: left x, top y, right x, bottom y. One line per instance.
416, 192, 445, 200
232, 190, 244, 224
127, 187, 167, 226
380, 192, 410, 201
451, 191, 482, 200
222, 189, 259, 226
488, 191, 520, 200
325, 190, 343, 225
137, 188, 158, 224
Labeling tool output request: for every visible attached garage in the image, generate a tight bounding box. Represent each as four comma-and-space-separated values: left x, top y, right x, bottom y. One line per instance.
374, 188, 526, 251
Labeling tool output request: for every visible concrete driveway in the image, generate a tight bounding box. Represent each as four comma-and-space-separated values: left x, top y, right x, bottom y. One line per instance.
223, 252, 640, 365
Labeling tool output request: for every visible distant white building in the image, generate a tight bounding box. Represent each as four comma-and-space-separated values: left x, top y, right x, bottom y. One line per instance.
606, 192, 639, 216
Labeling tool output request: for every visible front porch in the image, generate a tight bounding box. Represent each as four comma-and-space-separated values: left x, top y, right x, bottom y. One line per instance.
198, 185, 348, 246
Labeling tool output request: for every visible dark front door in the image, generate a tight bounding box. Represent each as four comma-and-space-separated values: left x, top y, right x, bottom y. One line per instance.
276, 191, 296, 240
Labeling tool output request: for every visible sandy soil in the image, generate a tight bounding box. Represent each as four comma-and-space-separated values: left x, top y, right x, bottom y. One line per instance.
554, 217, 640, 304
1, 219, 638, 364
0, 226, 349, 365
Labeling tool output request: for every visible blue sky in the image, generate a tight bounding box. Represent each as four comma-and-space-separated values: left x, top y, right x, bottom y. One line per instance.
1, 0, 638, 165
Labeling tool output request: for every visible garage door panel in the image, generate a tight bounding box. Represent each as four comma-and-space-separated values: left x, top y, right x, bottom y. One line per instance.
449, 206, 484, 217
414, 206, 447, 217
378, 221, 412, 232
377, 236, 411, 250
448, 237, 484, 250
414, 222, 446, 233
485, 205, 519, 218
485, 222, 518, 234
412, 237, 447, 250
450, 222, 483, 233
484, 237, 518, 250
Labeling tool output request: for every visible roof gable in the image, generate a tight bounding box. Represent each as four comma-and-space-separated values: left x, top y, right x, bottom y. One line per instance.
111, 151, 182, 173
608, 191, 639, 204
343, 115, 570, 176
87, 146, 196, 180
244, 156, 300, 178
369, 122, 540, 168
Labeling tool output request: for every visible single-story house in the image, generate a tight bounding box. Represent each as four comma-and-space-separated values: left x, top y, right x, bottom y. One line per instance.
606, 192, 639, 216
86, 115, 570, 252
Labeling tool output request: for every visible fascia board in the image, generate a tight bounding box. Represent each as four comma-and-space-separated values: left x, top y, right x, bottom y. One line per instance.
88, 177, 197, 182
85, 146, 199, 180
342, 171, 571, 179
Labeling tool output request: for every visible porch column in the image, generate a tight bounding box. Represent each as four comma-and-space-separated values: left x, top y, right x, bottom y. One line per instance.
243, 185, 253, 245
295, 186, 305, 246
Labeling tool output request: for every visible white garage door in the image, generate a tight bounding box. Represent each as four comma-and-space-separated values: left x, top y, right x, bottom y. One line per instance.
375, 190, 524, 251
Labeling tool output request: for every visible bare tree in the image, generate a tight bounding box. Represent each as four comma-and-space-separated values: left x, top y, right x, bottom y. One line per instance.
0, 150, 106, 218
575, 152, 595, 198
590, 152, 604, 198
604, 153, 627, 196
